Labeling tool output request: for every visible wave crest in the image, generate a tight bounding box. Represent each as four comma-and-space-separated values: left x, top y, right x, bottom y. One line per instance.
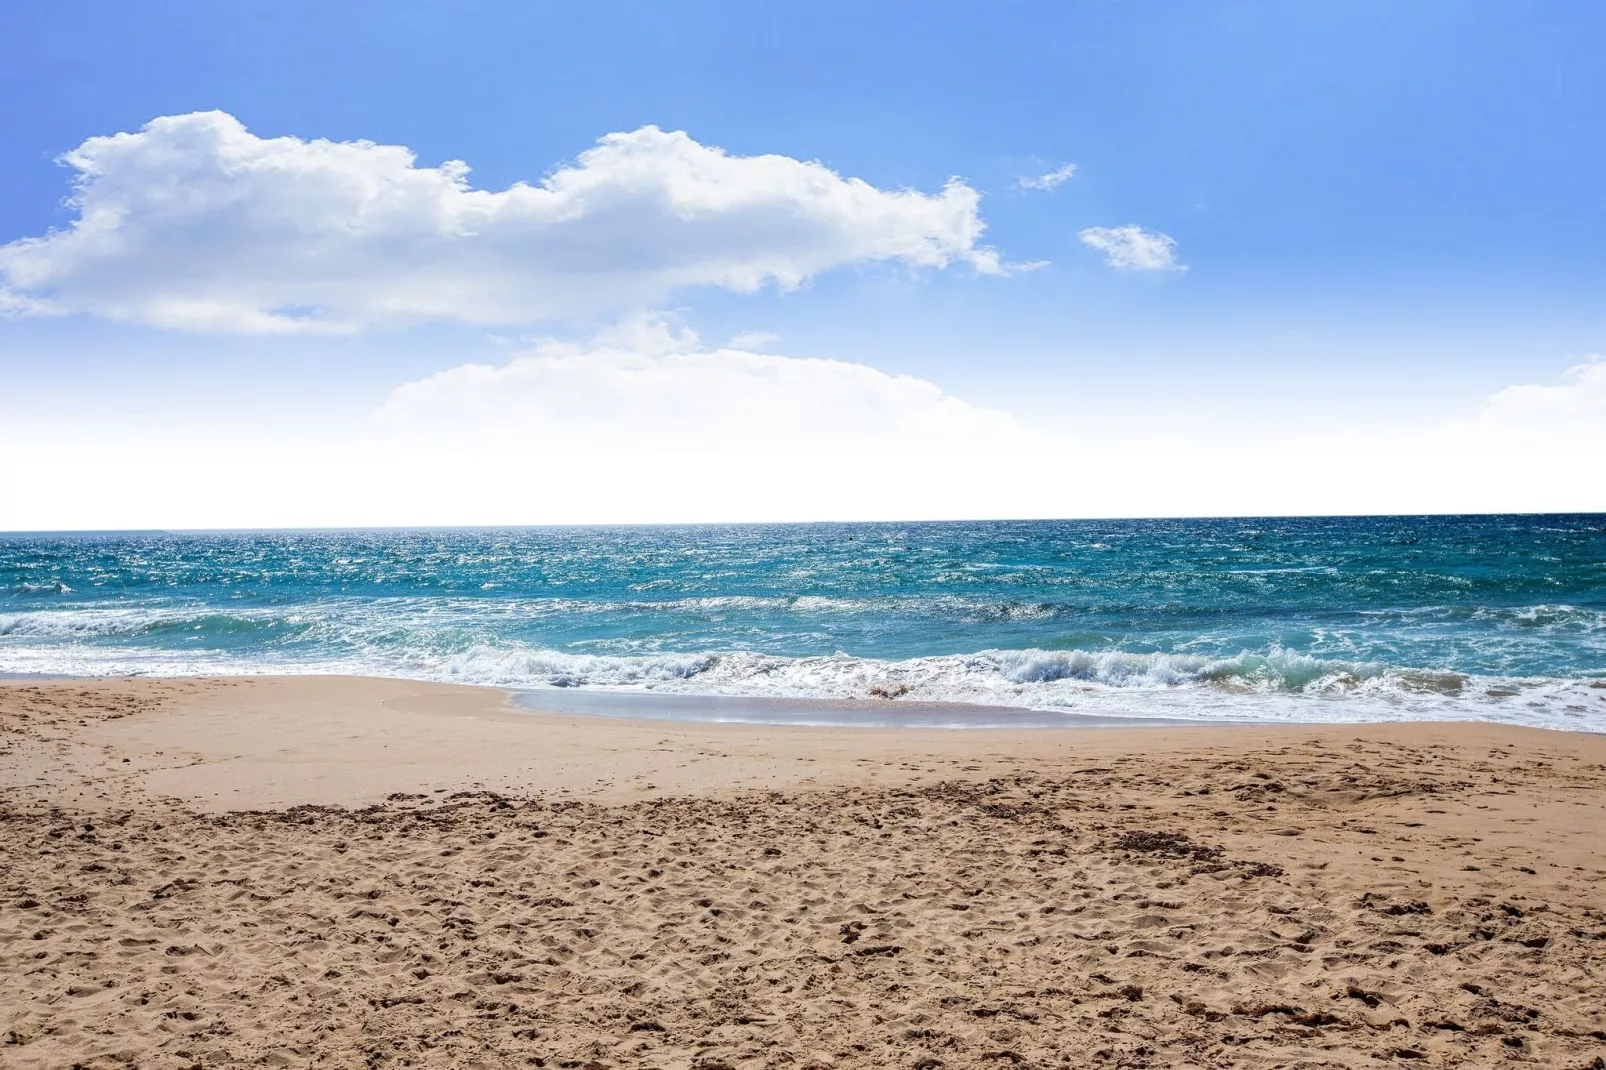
430, 643, 1593, 719
443, 648, 715, 688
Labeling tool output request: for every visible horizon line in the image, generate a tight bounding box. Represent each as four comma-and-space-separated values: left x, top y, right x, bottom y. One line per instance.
2, 510, 1602, 538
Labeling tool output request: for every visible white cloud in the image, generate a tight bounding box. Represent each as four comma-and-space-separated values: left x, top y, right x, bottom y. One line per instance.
375, 318, 1019, 449
1471, 358, 1606, 428
1016, 163, 1077, 191
1078, 225, 1185, 272
0, 111, 1001, 334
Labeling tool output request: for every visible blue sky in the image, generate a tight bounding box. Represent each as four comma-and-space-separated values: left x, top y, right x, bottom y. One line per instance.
2, 1, 1603, 526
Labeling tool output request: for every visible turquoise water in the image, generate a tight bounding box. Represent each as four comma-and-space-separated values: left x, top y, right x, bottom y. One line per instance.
2, 516, 1604, 729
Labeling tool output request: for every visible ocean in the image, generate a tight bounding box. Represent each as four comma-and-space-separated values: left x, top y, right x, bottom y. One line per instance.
2, 515, 1603, 730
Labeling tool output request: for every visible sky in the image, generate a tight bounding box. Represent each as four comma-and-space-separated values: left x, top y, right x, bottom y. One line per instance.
1, 0, 1603, 528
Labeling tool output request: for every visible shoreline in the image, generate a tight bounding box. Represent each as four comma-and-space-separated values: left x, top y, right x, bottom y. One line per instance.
6, 674, 1606, 812
3, 667, 1603, 734
5, 674, 1606, 1067
5, 671, 1246, 730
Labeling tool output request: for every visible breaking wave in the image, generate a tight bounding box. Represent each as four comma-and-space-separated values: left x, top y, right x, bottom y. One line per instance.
437, 645, 1605, 730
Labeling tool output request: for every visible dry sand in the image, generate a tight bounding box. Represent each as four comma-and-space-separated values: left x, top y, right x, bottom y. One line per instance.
2, 676, 1604, 1069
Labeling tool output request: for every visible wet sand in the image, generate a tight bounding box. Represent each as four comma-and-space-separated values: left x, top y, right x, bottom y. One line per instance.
3, 676, 1604, 1068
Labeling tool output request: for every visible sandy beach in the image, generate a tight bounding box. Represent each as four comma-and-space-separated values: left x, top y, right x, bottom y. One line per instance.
3, 676, 1604, 1069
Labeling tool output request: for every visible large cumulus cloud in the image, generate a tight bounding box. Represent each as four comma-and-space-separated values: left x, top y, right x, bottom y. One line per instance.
0, 112, 1000, 333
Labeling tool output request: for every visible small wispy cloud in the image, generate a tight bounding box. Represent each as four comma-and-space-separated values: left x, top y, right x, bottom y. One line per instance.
1015, 163, 1078, 192
728, 330, 781, 351
1078, 225, 1186, 272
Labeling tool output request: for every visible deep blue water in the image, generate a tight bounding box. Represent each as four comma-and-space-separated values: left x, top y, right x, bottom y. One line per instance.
2, 516, 1604, 729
